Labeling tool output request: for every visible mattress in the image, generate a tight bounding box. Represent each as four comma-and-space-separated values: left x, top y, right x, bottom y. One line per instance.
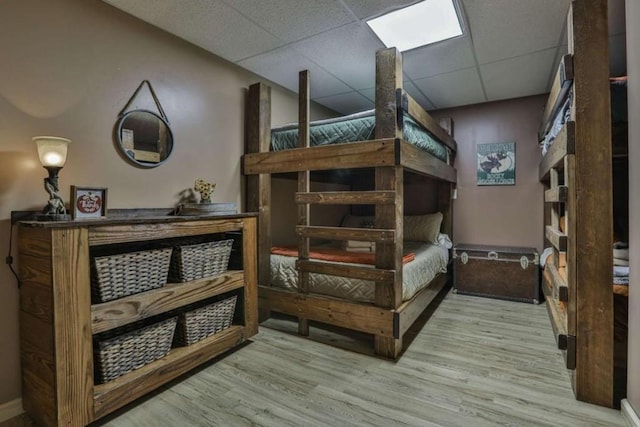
271, 109, 449, 162
269, 241, 449, 303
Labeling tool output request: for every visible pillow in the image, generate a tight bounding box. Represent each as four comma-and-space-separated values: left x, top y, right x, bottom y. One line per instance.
341, 212, 443, 244
403, 212, 443, 244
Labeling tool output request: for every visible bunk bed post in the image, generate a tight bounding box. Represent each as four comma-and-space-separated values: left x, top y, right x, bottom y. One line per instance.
297, 70, 311, 336
245, 83, 272, 321
438, 118, 454, 236
374, 47, 404, 358
569, 0, 614, 407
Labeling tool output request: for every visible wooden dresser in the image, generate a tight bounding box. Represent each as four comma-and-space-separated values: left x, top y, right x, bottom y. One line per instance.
17, 213, 258, 426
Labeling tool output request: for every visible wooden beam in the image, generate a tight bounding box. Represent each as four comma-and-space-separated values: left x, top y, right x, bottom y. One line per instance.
243, 139, 397, 175
298, 70, 311, 335
396, 274, 448, 337
543, 261, 569, 303
295, 191, 396, 205
539, 122, 576, 181
88, 218, 245, 246
402, 91, 457, 153
545, 186, 569, 203
296, 225, 395, 243
571, 0, 614, 407
541, 280, 568, 351
545, 225, 567, 252
400, 141, 457, 183
51, 228, 94, 426
258, 286, 395, 338
245, 83, 272, 288
296, 260, 395, 282
92, 272, 245, 334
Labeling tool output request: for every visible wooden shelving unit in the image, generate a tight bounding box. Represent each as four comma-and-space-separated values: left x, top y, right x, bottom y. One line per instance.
18, 213, 258, 427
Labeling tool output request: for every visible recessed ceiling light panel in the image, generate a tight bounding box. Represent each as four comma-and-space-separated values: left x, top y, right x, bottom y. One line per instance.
367, 0, 463, 51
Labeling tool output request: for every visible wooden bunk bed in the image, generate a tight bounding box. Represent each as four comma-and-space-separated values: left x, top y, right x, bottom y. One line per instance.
242, 47, 457, 359
539, 0, 627, 408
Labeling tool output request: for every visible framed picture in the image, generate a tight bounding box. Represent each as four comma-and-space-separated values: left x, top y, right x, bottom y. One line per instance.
71, 186, 108, 220
477, 142, 516, 186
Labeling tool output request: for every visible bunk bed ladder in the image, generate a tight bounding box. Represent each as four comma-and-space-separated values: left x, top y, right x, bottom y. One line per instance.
297, 70, 311, 336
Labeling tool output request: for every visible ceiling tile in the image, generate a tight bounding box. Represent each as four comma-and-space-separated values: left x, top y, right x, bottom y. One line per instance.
358, 80, 435, 110
291, 23, 385, 90
314, 91, 374, 115
480, 48, 557, 101
222, 0, 356, 43
404, 80, 436, 110
412, 68, 486, 109
341, 0, 420, 19
403, 36, 476, 80
104, 0, 283, 62
462, 0, 570, 64
237, 47, 351, 98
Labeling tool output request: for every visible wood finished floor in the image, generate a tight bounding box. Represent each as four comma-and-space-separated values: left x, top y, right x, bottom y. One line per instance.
4, 290, 624, 426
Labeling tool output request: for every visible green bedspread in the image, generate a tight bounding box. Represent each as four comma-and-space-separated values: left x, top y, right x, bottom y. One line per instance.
271, 109, 448, 162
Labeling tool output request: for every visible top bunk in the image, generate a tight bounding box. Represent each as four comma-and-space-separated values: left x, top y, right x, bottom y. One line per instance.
242, 47, 458, 184
538, 54, 627, 181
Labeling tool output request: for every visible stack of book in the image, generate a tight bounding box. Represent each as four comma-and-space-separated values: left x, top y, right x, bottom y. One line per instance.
343, 240, 375, 253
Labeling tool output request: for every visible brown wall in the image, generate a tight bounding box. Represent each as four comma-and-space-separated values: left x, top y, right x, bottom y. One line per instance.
625, 0, 639, 416
0, 0, 334, 405
432, 96, 546, 252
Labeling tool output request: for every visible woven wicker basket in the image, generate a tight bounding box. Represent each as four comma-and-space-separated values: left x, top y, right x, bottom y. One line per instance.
174, 296, 237, 346
95, 317, 177, 383
91, 247, 172, 303
169, 239, 233, 282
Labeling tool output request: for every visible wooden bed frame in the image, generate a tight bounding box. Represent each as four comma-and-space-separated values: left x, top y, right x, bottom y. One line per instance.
539, 0, 626, 408
242, 47, 457, 359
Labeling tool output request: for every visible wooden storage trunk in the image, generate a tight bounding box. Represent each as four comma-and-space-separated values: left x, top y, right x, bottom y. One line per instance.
453, 244, 540, 304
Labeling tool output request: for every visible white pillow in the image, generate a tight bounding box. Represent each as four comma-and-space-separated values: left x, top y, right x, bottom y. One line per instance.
403, 212, 443, 244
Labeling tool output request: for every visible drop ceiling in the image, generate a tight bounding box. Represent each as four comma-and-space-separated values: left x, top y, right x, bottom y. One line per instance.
102, 0, 627, 115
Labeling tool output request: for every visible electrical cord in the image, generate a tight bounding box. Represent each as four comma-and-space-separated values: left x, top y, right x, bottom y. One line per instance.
6, 222, 20, 288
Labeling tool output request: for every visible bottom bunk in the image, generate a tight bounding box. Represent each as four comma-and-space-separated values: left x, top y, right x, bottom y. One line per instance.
259, 214, 453, 359
541, 252, 628, 406
259, 272, 450, 359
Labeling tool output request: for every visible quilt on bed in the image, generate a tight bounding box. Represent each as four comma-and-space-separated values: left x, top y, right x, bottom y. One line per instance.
271, 109, 449, 162
269, 241, 449, 303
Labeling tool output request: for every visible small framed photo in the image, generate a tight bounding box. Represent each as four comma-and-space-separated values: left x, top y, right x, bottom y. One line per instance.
71, 186, 108, 220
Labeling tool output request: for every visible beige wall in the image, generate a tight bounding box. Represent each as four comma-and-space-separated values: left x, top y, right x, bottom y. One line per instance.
432, 96, 546, 252
625, 0, 639, 416
0, 0, 334, 404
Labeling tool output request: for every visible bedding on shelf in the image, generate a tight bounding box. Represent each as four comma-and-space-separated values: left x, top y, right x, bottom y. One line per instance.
271, 109, 450, 162
540, 77, 628, 155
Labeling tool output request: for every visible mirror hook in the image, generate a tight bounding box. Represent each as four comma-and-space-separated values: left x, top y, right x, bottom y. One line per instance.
119, 80, 170, 124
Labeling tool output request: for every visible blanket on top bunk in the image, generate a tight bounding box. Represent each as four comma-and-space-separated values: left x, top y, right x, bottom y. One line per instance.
270, 241, 448, 303
271, 109, 449, 162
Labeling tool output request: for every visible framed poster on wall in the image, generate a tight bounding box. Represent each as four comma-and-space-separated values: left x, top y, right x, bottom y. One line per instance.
477, 142, 516, 186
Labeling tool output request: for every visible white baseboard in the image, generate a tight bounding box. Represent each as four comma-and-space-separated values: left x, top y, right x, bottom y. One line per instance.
0, 398, 24, 423
623, 399, 640, 427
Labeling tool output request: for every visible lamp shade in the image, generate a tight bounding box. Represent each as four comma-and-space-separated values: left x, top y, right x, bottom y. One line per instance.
33, 136, 71, 167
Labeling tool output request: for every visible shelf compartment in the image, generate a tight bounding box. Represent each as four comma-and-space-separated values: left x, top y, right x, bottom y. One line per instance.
92, 271, 245, 334
93, 325, 246, 420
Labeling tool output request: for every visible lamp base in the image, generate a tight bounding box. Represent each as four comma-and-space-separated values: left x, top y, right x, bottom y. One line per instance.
36, 213, 72, 222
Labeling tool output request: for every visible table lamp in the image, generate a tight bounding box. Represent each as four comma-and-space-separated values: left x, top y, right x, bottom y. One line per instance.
34, 136, 71, 221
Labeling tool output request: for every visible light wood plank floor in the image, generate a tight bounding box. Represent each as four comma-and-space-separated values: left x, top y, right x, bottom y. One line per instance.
4, 290, 624, 426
